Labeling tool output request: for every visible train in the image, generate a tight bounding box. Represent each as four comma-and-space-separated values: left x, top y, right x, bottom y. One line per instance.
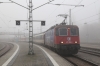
33, 23, 80, 55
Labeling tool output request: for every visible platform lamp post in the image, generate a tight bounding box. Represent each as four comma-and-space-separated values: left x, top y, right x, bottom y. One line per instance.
49, 3, 84, 25
84, 22, 89, 43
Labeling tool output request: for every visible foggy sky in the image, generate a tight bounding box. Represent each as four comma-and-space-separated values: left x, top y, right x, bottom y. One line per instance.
0, 0, 100, 43
0, 0, 85, 33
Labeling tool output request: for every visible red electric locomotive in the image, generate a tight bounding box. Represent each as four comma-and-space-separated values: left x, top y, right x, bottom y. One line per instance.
33, 23, 80, 55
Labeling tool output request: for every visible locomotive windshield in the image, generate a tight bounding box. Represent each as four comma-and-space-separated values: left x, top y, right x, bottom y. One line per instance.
56, 27, 67, 36
70, 27, 78, 36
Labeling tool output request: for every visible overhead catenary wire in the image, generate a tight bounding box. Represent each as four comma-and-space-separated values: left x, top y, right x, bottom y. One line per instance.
45, 0, 66, 26
72, 0, 99, 14
85, 18, 100, 23
46, 0, 84, 23
74, 13, 100, 22
26, 0, 29, 19
65, 0, 100, 25
26, 0, 29, 30
78, 0, 84, 4
0, 16, 9, 27
0, 10, 15, 20
0, 11, 17, 28
46, 0, 84, 28
71, 0, 84, 10
74, 17, 100, 25
0, 12, 9, 21
32, 0, 54, 11
9, 0, 29, 10
0, 14, 12, 27
65, 0, 84, 14
45, 0, 66, 19
26, 0, 28, 6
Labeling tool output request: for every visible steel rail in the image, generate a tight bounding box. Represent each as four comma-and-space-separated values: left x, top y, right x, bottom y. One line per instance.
0, 44, 13, 57
79, 47, 100, 57
63, 55, 98, 66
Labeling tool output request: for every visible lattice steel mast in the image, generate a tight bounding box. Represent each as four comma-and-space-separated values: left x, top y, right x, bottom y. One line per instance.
28, 0, 34, 55
5, 0, 54, 55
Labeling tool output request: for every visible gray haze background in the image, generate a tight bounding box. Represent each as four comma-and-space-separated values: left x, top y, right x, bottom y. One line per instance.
0, 0, 100, 43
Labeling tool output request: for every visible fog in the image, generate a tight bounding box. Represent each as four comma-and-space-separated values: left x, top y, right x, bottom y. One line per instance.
71, 0, 100, 43
0, 0, 100, 43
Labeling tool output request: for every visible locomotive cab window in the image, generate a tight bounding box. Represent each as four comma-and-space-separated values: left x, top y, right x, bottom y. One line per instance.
59, 28, 67, 36
70, 28, 78, 36
56, 28, 59, 36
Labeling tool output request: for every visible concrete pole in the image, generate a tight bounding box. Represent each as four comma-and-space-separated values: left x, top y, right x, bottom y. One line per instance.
69, 9, 71, 25
41, 26, 42, 33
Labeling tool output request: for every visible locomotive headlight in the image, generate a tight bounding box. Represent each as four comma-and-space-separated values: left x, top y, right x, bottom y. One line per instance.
68, 28, 70, 29
61, 41, 63, 44
75, 41, 77, 43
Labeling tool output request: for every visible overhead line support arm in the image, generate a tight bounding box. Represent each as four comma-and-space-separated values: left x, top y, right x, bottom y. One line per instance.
9, 0, 29, 10
32, 0, 54, 11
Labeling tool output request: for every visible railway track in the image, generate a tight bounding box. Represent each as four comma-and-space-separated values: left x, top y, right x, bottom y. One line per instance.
38, 44, 100, 65
64, 55, 98, 66
0, 44, 6, 51
0, 43, 13, 57
61, 47, 100, 66
79, 47, 100, 57
58, 48, 99, 66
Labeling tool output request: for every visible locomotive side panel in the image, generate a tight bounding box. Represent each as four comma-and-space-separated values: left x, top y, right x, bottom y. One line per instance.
33, 33, 44, 44
45, 29, 54, 47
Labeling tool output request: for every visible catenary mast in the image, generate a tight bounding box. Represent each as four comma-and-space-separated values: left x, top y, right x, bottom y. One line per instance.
3, 0, 54, 55
28, 0, 34, 55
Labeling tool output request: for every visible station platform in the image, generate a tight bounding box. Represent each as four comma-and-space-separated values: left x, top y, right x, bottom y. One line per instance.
80, 43, 100, 49
1, 41, 73, 66
0, 42, 17, 66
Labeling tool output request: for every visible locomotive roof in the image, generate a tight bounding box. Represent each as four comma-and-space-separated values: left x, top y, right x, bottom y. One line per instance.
33, 32, 45, 36
34, 24, 79, 36
46, 24, 78, 31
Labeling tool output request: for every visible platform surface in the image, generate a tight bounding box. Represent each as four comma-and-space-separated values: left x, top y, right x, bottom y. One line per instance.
81, 43, 100, 49
2, 42, 100, 66
0, 42, 17, 66
0, 43, 3, 50
11, 41, 73, 66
